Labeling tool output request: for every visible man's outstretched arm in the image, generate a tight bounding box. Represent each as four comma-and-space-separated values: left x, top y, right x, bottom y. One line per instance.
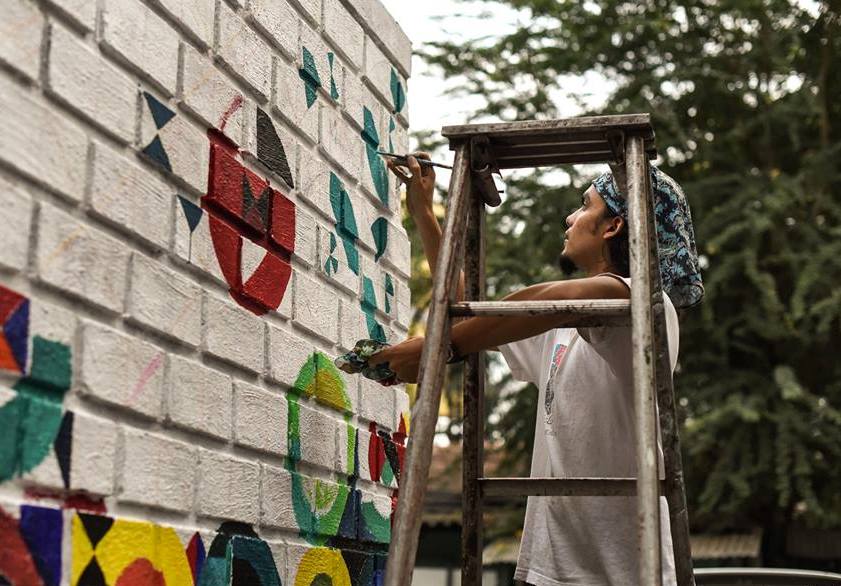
370, 274, 629, 383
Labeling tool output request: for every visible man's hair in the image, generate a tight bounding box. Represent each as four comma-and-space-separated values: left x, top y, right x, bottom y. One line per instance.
603, 208, 630, 277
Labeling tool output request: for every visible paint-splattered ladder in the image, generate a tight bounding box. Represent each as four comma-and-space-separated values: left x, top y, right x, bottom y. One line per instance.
383, 115, 696, 586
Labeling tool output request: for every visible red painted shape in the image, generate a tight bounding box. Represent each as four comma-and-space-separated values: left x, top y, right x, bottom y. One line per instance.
115, 558, 165, 586
0, 285, 25, 323
23, 488, 107, 514
218, 95, 243, 132
203, 129, 295, 316
0, 335, 18, 371
0, 507, 44, 586
269, 191, 296, 253
367, 422, 385, 483
185, 533, 203, 584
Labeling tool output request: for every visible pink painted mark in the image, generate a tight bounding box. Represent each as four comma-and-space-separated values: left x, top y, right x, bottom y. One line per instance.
218, 95, 243, 133
127, 352, 164, 405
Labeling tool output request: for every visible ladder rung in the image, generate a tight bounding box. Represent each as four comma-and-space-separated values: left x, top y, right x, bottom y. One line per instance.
449, 299, 630, 327
480, 477, 665, 497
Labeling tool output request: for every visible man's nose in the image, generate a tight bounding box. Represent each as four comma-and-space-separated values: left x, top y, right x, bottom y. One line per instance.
565, 210, 576, 228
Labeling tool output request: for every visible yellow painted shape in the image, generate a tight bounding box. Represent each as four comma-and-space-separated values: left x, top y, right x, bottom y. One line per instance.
313, 368, 348, 412
294, 547, 351, 586
95, 517, 193, 586
71, 514, 95, 586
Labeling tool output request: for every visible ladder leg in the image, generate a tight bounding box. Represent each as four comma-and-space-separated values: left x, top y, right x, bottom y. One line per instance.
626, 135, 663, 586
461, 184, 486, 585
385, 143, 473, 586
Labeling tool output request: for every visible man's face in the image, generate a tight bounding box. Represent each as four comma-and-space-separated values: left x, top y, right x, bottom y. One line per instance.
559, 185, 617, 272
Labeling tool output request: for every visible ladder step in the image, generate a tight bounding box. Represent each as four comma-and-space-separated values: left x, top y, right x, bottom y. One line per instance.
480, 477, 665, 497
449, 299, 630, 327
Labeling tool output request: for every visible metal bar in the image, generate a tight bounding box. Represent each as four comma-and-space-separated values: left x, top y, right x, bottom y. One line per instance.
626, 134, 663, 586
450, 299, 630, 318
384, 144, 473, 586
481, 477, 666, 497
461, 165, 486, 585
442, 114, 654, 139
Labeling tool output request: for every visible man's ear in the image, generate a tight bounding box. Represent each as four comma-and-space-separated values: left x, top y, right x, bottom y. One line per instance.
602, 216, 625, 240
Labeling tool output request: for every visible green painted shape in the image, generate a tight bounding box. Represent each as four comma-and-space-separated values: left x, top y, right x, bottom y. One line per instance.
312, 575, 333, 586
314, 479, 350, 538
231, 536, 282, 586
390, 68, 405, 113
292, 354, 317, 397
361, 277, 386, 343
329, 232, 337, 253
328, 173, 360, 275
388, 116, 396, 152
345, 421, 356, 476
287, 393, 302, 462
0, 336, 71, 482
362, 108, 389, 206
371, 217, 388, 262
197, 555, 229, 586
312, 352, 351, 412
299, 47, 321, 108
381, 459, 394, 486
384, 273, 394, 315
361, 500, 392, 543
327, 52, 340, 100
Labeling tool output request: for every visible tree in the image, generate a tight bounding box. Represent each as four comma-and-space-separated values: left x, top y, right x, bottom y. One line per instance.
411, 0, 841, 549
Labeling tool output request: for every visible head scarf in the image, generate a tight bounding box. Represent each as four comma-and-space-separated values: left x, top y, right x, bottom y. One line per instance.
591, 164, 704, 309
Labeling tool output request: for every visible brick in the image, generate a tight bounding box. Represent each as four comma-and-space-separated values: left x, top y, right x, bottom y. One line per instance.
294, 208, 316, 267
66, 412, 119, 495
394, 388, 410, 430
0, 77, 88, 201
341, 67, 379, 130
27, 298, 76, 351
89, 141, 172, 249
292, 0, 320, 26
370, 7, 412, 77
319, 106, 362, 179
293, 271, 339, 343
46, 0, 97, 30
173, 196, 227, 285
128, 254, 202, 345
101, 0, 180, 95
261, 464, 298, 530
338, 299, 373, 351
180, 45, 244, 144
396, 274, 411, 328
358, 377, 394, 428
336, 414, 357, 476
266, 324, 313, 388
198, 450, 260, 522
248, 0, 298, 59
234, 381, 288, 454
297, 150, 332, 218
121, 427, 195, 511
341, 0, 372, 22
0, 0, 42, 81
36, 204, 131, 313
293, 401, 340, 471
274, 52, 318, 143
48, 24, 136, 143
381, 220, 410, 278
167, 355, 232, 439
363, 37, 391, 102
324, 0, 363, 68
155, 0, 214, 47
203, 294, 265, 373
139, 103, 210, 195
299, 26, 330, 99
0, 175, 32, 272
217, 2, 272, 99
80, 321, 165, 417
317, 223, 358, 295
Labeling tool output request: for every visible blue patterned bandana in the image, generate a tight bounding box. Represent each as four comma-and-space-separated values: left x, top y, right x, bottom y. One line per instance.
591, 165, 704, 308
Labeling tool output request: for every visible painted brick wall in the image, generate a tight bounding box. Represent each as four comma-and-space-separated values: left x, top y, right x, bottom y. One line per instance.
0, 0, 412, 584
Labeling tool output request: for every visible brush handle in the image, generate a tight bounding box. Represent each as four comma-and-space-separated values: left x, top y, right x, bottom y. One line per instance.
378, 151, 453, 170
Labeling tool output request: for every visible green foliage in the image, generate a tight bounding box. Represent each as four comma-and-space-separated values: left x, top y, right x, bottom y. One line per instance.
411, 0, 841, 533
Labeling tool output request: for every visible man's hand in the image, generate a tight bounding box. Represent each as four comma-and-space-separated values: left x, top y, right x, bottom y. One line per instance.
369, 336, 425, 384
387, 152, 435, 218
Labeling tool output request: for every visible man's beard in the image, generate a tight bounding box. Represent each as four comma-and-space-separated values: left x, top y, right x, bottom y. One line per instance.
557, 251, 578, 276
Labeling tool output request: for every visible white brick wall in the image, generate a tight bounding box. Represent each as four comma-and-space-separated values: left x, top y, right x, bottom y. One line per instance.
0, 0, 412, 575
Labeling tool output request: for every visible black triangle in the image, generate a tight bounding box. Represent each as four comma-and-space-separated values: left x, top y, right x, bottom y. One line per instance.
255, 108, 295, 188
142, 135, 173, 173
143, 92, 175, 130
79, 514, 113, 547
54, 410, 74, 489
78, 559, 107, 586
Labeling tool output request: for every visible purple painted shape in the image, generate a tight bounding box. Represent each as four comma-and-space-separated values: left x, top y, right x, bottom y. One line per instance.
4, 298, 29, 373
19, 505, 62, 586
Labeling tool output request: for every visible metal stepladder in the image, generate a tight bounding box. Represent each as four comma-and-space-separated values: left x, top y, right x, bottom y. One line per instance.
383, 114, 695, 586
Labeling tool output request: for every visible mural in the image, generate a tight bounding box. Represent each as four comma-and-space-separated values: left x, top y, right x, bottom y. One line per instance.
389, 69, 405, 115
361, 108, 389, 207
298, 47, 340, 109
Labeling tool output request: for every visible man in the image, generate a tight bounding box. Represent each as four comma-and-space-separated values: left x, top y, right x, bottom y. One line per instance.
372, 153, 703, 586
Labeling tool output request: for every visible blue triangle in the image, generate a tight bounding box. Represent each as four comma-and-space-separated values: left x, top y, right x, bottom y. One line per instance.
4, 299, 29, 373
143, 91, 175, 130
142, 135, 172, 173
177, 195, 203, 233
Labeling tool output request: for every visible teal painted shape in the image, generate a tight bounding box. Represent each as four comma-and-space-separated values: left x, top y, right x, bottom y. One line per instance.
362, 108, 389, 206
329, 173, 360, 275
361, 277, 386, 343
327, 52, 340, 100
196, 552, 230, 586
384, 273, 394, 314
360, 499, 392, 543
299, 47, 322, 108
178, 195, 203, 233
388, 117, 396, 153
0, 336, 71, 482
390, 68, 405, 114
231, 536, 282, 586
371, 217, 388, 262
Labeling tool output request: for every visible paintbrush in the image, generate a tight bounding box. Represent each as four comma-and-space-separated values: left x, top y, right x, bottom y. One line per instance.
377, 151, 453, 170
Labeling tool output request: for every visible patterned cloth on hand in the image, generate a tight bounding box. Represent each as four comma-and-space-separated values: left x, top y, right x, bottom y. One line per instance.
592, 164, 704, 309
334, 339, 400, 386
